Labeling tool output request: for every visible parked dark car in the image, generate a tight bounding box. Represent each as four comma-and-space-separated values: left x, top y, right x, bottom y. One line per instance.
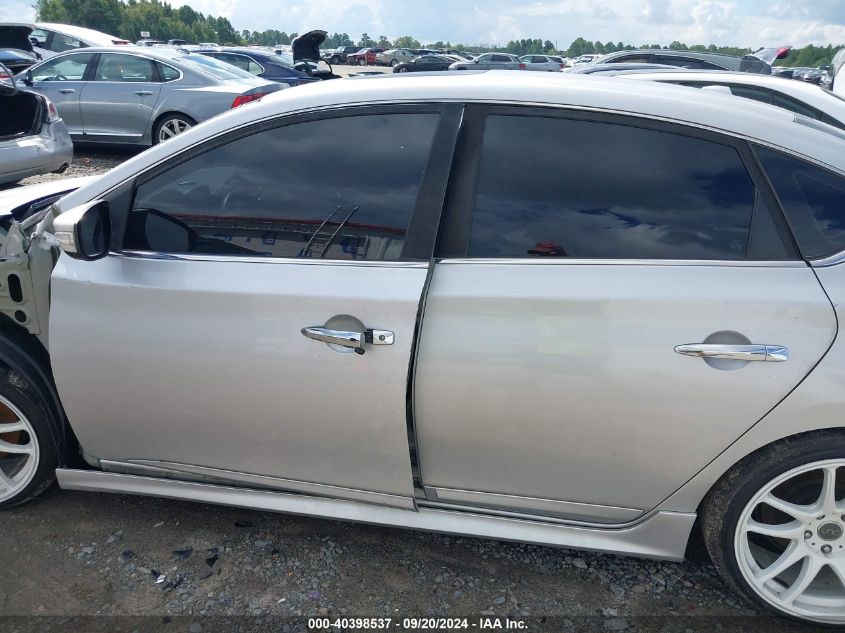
291, 30, 340, 80
196, 47, 317, 87
570, 63, 681, 75
594, 46, 791, 74
0, 25, 40, 74
393, 54, 455, 73
321, 45, 360, 65
801, 68, 826, 84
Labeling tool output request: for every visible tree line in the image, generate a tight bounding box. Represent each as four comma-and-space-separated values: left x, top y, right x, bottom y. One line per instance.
35, 0, 843, 67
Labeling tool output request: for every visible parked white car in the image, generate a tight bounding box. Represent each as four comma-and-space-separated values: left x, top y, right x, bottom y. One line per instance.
612, 69, 845, 129
376, 49, 415, 67
25, 22, 131, 58
3, 72, 845, 627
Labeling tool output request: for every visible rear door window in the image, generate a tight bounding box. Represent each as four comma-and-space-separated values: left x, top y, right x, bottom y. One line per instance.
467, 113, 790, 260
94, 54, 157, 82
755, 146, 845, 259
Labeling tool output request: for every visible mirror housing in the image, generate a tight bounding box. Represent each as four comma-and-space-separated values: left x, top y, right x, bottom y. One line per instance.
53, 200, 111, 261
23, 70, 33, 86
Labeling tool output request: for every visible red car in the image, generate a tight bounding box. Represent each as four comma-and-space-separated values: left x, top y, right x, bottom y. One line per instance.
346, 48, 384, 66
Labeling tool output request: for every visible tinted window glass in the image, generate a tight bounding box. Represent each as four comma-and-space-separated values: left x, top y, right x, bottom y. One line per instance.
469, 115, 765, 260
95, 54, 156, 82
492, 55, 512, 62
771, 92, 819, 119
158, 63, 180, 81
658, 56, 724, 70
821, 112, 845, 131
728, 85, 773, 104
31, 53, 93, 81
756, 146, 845, 259
127, 113, 439, 260
49, 33, 84, 53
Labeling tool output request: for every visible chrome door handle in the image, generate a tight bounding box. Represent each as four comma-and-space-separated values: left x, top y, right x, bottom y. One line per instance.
674, 344, 788, 362
59, 88, 76, 94
135, 90, 154, 96
301, 326, 394, 355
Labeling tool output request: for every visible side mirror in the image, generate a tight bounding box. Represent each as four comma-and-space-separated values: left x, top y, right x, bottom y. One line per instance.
23, 70, 33, 86
53, 200, 111, 261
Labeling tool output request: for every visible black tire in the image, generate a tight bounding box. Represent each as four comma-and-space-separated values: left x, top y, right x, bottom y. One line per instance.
390, 59, 398, 67
152, 113, 196, 145
330, 55, 340, 64
701, 431, 845, 626
397, 67, 408, 73
358, 58, 366, 66
0, 365, 59, 509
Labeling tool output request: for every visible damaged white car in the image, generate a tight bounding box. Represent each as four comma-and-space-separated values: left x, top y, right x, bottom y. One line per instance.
3, 72, 845, 626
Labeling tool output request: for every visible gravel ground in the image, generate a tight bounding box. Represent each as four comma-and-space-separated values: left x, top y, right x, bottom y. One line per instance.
4, 145, 802, 633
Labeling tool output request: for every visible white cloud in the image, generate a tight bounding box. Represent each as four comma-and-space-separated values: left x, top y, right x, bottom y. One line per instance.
2, 0, 843, 48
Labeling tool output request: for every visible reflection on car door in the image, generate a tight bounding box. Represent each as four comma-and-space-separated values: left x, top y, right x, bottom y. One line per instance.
413, 106, 836, 524
80, 53, 163, 141
50, 105, 460, 509
27, 52, 94, 135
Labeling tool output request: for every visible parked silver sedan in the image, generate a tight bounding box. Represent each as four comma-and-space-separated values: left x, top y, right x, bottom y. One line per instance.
520, 54, 565, 71
449, 52, 525, 70
0, 67, 72, 185
16, 47, 285, 145
4, 72, 845, 627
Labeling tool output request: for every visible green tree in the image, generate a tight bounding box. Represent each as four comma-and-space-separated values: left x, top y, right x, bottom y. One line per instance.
392, 35, 421, 49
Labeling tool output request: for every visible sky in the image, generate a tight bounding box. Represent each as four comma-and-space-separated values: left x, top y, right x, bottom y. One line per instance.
3, 0, 845, 48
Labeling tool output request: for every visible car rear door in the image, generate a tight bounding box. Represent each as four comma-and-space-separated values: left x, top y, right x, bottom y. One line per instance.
27, 52, 94, 135
49, 104, 461, 509
412, 105, 836, 523
80, 52, 162, 142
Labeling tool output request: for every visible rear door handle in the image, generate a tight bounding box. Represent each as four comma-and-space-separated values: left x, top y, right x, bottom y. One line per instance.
302, 326, 394, 355
135, 90, 154, 96
674, 344, 788, 362
59, 88, 76, 94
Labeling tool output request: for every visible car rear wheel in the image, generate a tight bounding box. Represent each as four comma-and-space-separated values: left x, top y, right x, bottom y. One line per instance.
390, 59, 398, 67
0, 370, 58, 509
154, 114, 196, 144
702, 432, 845, 626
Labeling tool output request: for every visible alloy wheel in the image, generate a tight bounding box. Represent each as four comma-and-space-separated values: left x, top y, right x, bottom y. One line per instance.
158, 118, 192, 142
735, 459, 845, 623
0, 394, 39, 504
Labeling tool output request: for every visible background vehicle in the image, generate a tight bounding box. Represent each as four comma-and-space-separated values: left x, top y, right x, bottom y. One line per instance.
570, 62, 680, 74
321, 45, 360, 64
196, 47, 317, 87
449, 53, 525, 70
802, 68, 826, 84
291, 30, 339, 80
24, 22, 130, 59
17, 47, 283, 145
0, 25, 39, 74
135, 39, 164, 47
572, 54, 601, 65
0, 63, 72, 185
393, 54, 456, 73
376, 49, 414, 67
613, 69, 845, 129
167, 39, 187, 47
520, 54, 564, 71
347, 48, 385, 66
593, 46, 791, 73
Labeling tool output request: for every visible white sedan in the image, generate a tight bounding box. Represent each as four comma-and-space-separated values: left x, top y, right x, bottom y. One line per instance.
609, 69, 845, 129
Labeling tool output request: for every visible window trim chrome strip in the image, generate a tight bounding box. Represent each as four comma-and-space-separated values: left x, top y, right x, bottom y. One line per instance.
436, 257, 807, 268
112, 250, 429, 267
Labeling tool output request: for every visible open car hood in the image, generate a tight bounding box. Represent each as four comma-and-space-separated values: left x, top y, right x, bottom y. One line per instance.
740, 46, 791, 74
0, 25, 34, 54
292, 30, 327, 62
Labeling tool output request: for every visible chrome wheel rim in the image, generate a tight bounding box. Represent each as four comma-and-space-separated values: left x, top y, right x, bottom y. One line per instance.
735, 459, 845, 623
158, 118, 191, 142
0, 394, 38, 503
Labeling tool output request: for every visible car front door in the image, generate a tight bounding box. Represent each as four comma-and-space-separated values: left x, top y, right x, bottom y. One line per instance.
473, 54, 494, 69
49, 104, 461, 509
412, 105, 837, 523
80, 52, 162, 142
27, 52, 94, 135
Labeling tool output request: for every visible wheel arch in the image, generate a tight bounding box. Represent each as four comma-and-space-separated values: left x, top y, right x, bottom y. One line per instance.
150, 110, 198, 144
0, 315, 76, 467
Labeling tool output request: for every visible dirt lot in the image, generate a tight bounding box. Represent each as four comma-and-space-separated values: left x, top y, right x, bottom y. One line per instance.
2, 141, 801, 633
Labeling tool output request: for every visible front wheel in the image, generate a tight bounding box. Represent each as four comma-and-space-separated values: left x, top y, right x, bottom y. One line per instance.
0, 367, 59, 509
396, 67, 408, 73
153, 114, 196, 145
390, 59, 398, 67
358, 58, 366, 66
702, 432, 845, 626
